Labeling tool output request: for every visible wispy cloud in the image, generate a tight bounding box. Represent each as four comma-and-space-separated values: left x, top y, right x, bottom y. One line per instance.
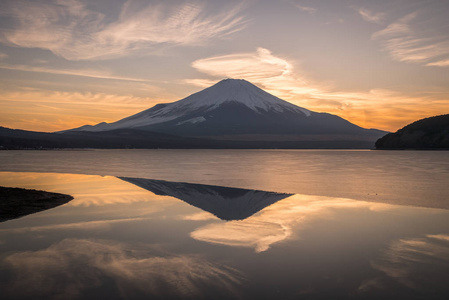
191, 47, 322, 98
357, 8, 385, 24
190, 47, 449, 131
372, 11, 449, 66
0, 89, 157, 106
0, 52, 8, 60
0, 64, 149, 82
426, 59, 449, 67
0, 0, 247, 60
292, 3, 316, 14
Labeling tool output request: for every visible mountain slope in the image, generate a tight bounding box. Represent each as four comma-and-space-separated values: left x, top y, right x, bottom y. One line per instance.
68, 79, 386, 140
376, 114, 449, 149
72, 79, 310, 132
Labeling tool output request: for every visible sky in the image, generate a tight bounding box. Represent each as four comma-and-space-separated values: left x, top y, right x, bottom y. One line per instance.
0, 0, 448, 132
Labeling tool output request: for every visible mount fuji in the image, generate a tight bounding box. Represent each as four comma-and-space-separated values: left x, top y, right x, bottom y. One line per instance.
68, 79, 386, 144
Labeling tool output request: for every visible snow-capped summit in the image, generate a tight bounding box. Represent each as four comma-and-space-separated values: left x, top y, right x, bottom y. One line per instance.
177, 78, 311, 116
67, 78, 385, 140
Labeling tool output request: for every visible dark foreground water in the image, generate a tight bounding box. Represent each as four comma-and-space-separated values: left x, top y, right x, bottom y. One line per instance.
0, 150, 449, 299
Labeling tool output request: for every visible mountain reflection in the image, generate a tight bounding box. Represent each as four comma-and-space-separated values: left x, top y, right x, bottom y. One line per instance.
119, 177, 293, 221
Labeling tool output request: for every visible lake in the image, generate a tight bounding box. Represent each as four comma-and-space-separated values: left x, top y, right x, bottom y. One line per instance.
1, 150, 449, 299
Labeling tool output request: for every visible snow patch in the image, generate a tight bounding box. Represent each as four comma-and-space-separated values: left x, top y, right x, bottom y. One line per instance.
176, 116, 206, 126
177, 79, 311, 117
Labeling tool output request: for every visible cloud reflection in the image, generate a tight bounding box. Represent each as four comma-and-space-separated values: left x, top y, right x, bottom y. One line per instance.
2, 238, 243, 299
371, 234, 449, 292
0, 217, 146, 234
192, 220, 290, 253
191, 195, 393, 253
182, 212, 219, 221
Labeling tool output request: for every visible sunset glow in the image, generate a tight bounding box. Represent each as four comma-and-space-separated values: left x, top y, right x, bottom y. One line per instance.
1, 0, 448, 132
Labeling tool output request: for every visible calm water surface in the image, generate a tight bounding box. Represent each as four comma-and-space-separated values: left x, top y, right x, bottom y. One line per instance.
0, 150, 448, 299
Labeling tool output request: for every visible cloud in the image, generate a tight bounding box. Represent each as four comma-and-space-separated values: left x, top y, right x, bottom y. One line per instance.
0, 52, 8, 60
0, 88, 157, 106
357, 8, 385, 24
372, 12, 416, 39
372, 11, 449, 66
1, 239, 243, 299
0, 63, 149, 82
0, 0, 247, 60
189, 47, 449, 131
191, 47, 322, 98
426, 59, 449, 67
292, 4, 316, 14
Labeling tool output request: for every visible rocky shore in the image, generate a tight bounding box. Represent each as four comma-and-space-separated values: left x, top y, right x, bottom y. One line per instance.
0, 187, 73, 222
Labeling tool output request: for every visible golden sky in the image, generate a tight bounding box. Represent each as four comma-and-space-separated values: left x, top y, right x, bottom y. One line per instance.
0, 0, 448, 132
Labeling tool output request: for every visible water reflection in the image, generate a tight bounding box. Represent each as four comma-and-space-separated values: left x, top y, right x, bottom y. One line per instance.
2, 239, 243, 300
0, 172, 177, 207
191, 196, 395, 252
371, 234, 449, 294
119, 177, 293, 220
1, 172, 449, 299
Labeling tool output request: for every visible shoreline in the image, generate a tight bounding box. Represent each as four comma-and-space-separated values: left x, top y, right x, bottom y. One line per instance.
0, 186, 73, 222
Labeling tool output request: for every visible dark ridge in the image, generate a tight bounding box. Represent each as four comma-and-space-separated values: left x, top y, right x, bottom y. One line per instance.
1, 125, 382, 149
376, 114, 449, 150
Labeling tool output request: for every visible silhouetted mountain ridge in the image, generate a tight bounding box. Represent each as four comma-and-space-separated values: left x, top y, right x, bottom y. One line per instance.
376, 114, 449, 149
0, 125, 383, 149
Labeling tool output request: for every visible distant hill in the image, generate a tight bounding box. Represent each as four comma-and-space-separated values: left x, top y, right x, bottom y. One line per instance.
0, 126, 383, 149
375, 114, 449, 149
0, 126, 222, 149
